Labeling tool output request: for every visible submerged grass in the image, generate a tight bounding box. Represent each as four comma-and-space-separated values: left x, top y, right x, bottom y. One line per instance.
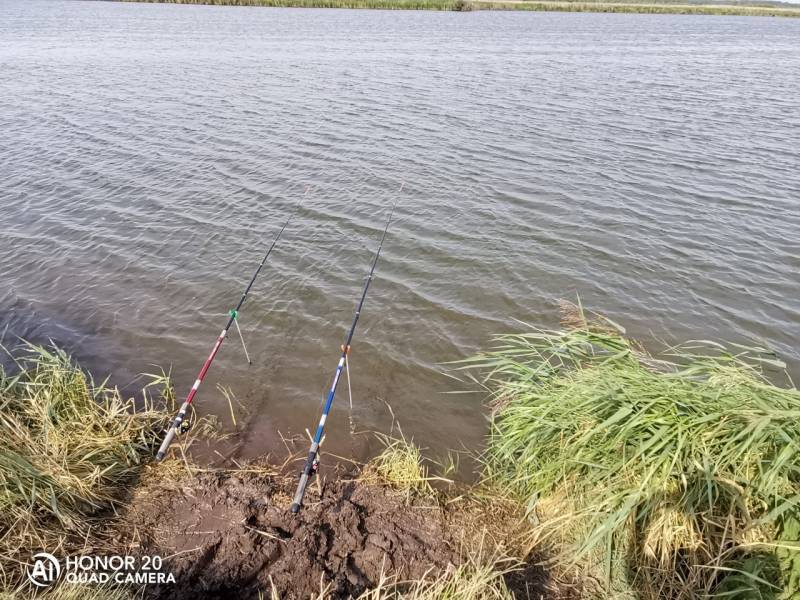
0, 343, 172, 588
464, 309, 800, 598
109, 0, 800, 16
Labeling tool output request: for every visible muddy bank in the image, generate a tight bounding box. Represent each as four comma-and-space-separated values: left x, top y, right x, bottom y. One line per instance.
116, 467, 553, 599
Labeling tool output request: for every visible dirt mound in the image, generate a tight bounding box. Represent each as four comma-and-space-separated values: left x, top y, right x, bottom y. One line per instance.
119, 469, 458, 599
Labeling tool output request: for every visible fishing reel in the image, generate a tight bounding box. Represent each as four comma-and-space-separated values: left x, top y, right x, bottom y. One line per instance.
160, 419, 191, 438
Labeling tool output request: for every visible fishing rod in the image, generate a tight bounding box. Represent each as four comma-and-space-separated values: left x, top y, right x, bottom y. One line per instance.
290, 193, 400, 514
156, 198, 304, 461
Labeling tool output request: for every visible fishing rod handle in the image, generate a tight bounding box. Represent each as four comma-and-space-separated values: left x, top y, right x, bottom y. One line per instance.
290, 444, 319, 513
155, 402, 189, 461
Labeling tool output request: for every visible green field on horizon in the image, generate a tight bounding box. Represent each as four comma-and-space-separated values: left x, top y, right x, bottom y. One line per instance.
108, 0, 800, 16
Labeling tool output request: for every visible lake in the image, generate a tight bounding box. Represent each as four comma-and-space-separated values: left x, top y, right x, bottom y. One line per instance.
2, 0, 799, 465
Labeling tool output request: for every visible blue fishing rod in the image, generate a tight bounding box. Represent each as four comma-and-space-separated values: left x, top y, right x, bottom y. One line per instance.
290, 195, 399, 513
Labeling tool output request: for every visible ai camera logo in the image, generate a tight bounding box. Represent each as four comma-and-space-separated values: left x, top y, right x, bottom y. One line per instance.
27, 552, 61, 587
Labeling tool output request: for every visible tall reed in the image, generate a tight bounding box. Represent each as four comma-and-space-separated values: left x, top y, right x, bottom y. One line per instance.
112, 0, 800, 17
464, 312, 800, 598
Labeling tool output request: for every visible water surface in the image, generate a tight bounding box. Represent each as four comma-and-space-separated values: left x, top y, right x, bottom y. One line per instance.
2, 0, 799, 464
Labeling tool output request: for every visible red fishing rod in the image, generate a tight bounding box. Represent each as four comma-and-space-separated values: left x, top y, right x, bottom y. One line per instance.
156, 198, 303, 461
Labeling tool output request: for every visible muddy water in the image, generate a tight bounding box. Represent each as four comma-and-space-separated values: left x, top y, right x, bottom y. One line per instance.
2, 1, 799, 466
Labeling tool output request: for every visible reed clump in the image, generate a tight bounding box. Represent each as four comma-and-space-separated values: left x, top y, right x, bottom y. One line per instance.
361, 432, 438, 499
474, 1, 800, 16
0, 344, 172, 588
465, 311, 800, 599
116, 0, 473, 11
112, 0, 800, 17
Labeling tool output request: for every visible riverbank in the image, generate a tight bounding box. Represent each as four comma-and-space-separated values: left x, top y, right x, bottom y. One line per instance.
2, 307, 799, 598
0, 342, 564, 599
106, 0, 800, 17
111, 464, 559, 599
3, 460, 560, 599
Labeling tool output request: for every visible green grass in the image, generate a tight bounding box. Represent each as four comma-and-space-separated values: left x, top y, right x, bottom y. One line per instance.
0, 343, 172, 588
112, 0, 478, 11
4, 320, 798, 600
108, 0, 800, 16
361, 432, 440, 499
474, 1, 800, 15
463, 310, 800, 599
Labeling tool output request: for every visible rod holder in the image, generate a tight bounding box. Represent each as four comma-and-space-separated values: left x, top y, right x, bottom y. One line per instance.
233, 317, 252, 365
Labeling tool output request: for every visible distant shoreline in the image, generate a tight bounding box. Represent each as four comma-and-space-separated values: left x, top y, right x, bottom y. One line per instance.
104, 0, 800, 17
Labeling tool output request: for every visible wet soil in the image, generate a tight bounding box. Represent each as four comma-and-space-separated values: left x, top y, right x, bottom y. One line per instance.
117, 468, 496, 599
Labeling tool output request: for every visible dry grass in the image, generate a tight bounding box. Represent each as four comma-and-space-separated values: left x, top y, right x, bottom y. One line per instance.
360, 555, 516, 600
0, 343, 173, 588
360, 432, 441, 500
0, 582, 134, 600
358, 429, 570, 599
266, 550, 517, 600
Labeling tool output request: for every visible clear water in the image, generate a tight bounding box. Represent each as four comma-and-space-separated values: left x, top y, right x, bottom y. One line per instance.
2, 0, 799, 464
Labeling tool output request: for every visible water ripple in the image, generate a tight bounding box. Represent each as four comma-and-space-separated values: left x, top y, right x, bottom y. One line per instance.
1, 1, 799, 462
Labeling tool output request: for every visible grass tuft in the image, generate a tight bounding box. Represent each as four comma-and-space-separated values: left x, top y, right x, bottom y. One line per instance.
361, 432, 437, 499
0, 582, 133, 600
0, 343, 172, 588
359, 553, 516, 600
464, 322, 800, 599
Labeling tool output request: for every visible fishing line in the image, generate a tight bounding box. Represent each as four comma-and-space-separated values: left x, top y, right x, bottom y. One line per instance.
307, 180, 399, 458
155, 189, 308, 462
290, 183, 403, 513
